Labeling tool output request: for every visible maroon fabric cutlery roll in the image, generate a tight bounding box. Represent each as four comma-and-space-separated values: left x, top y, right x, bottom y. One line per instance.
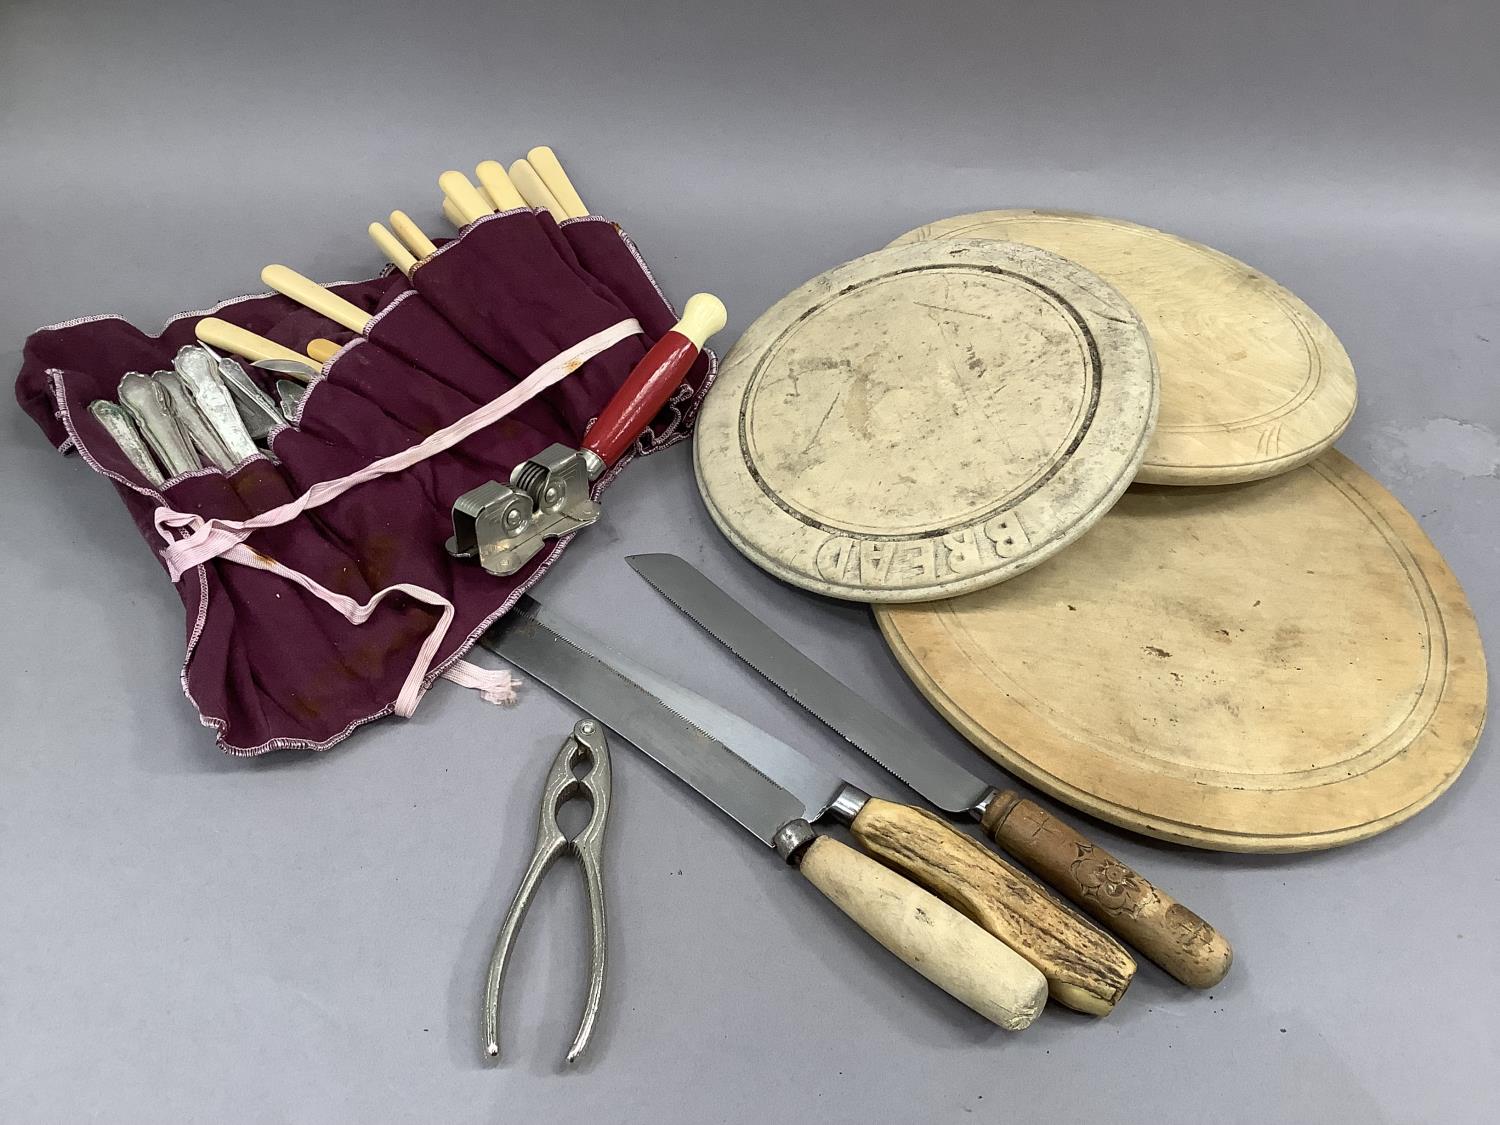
14, 211, 714, 755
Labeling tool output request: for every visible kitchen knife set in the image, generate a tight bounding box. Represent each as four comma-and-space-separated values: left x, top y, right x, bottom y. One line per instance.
480, 558, 1230, 1037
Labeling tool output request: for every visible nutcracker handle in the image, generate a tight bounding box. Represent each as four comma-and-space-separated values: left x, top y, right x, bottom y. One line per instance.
982, 791, 1233, 989
583, 294, 726, 469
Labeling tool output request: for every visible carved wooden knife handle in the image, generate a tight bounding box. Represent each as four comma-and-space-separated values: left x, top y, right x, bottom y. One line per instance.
849, 798, 1136, 1016
982, 791, 1233, 989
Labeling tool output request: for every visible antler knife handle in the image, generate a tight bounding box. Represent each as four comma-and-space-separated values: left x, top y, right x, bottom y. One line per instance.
982, 792, 1233, 989
849, 798, 1135, 1016
583, 293, 726, 469
795, 834, 1047, 1030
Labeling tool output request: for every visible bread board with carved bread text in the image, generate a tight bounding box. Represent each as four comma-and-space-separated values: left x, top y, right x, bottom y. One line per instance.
694, 239, 1158, 602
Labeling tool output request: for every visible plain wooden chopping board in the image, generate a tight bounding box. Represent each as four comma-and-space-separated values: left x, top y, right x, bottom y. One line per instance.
876, 450, 1486, 852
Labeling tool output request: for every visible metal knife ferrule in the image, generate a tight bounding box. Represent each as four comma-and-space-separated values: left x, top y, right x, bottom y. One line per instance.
772, 820, 816, 864
825, 785, 870, 827
970, 788, 1000, 823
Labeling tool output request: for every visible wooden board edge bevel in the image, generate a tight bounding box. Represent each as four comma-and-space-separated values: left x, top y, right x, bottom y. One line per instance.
878, 609, 1486, 853
696, 391, 1158, 604
1134, 389, 1356, 486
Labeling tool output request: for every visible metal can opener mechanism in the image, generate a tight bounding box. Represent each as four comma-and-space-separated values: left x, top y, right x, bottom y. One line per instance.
446, 294, 726, 577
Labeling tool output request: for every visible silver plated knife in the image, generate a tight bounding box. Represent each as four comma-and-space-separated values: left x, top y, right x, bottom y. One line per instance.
480, 597, 1050, 1030
156, 370, 237, 471
627, 552, 1233, 990
88, 400, 165, 485
205, 348, 285, 440
117, 371, 199, 478
172, 345, 259, 463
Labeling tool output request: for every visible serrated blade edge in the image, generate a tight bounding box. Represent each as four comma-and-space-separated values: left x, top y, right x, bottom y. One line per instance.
627, 553, 992, 815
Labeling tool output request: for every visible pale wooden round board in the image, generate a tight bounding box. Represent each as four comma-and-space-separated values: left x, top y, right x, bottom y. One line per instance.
876, 450, 1487, 852
889, 211, 1358, 486
694, 240, 1158, 602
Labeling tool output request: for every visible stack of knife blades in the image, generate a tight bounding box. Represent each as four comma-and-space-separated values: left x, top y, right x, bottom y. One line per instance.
625, 554, 1233, 992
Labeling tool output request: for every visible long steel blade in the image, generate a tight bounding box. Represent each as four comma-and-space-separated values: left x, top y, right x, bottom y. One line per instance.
480, 599, 839, 848
627, 553, 992, 815
509, 596, 846, 820
589, 645, 848, 820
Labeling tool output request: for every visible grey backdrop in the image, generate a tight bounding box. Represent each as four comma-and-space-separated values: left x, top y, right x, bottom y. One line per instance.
2, 1, 1496, 1121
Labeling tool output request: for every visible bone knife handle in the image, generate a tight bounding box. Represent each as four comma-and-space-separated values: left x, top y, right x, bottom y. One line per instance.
795, 834, 1047, 1030
260, 265, 371, 335
849, 798, 1135, 1015
982, 791, 1233, 989
196, 318, 323, 378
582, 293, 726, 469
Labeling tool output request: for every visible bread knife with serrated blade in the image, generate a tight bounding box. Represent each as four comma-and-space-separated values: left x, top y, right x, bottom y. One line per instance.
627, 552, 1233, 991
479, 596, 1049, 1029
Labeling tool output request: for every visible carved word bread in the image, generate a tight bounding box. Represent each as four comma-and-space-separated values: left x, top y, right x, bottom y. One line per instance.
695, 240, 1158, 602
877, 451, 1487, 852
890, 211, 1357, 486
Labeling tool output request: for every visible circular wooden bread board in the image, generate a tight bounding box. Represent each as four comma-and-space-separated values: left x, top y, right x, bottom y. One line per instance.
877, 450, 1486, 852
889, 211, 1358, 486
694, 239, 1158, 602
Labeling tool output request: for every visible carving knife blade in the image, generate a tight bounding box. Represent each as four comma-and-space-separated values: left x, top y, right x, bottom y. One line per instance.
626, 552, 1234, 990
479, 596, 1050, 1028
627, 552, 990, 815
484, 596, 839, 845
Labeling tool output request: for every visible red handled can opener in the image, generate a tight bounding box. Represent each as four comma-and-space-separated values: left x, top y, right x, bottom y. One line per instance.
447, 293, 726, 577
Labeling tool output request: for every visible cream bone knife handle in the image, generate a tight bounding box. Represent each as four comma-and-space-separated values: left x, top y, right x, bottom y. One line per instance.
507, 159, 568, 222
196, 318, 321, 381
786, 826, 1048, 1030
439, 171, 495, 225
982, 792, 1233, 989
260, 265, 371, 334
475, 160, 528, 212
389, 210, 438, 259
582, 293, 726, 470
849, 798, 1136, 1016
369, 222, 417, 275
525, 147, 588, 218
305, 338, 341, 365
